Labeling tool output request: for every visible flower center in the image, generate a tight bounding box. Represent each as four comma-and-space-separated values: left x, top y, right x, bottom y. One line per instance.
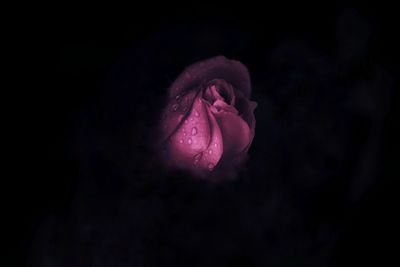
203, 79, 235, 106
202, 80, 239, 115
216, 85, 231, 103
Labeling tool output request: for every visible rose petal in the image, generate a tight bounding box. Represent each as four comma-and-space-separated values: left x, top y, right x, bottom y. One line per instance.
168, 56, 251, 99
203, 84, 224, 103
212, 108, 252, 157
203, 80, 237, 106
209, 79, 236, 105
159, 90, 198, 144
164, 96, 224, 174
212, 99, 238, 114
233, 89, 257, 152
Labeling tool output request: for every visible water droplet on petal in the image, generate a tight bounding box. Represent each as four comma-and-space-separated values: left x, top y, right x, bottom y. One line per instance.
190, 117, 194, 121
194, 110, 200, 117
208, 149, 212, 154
191, 127, 197, 135
214, 143, 218, 147
175, 94, 181, 101
193, 153, 202, 165
187, 138, 192, 144
182, 106, 188, 112
179, 139, 184, 144
185, 119, 188, 124
208, 163, 215, 171
172, 104, 179, 111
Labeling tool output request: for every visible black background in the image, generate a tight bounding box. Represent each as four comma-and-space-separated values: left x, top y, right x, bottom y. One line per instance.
19, 4, 398, 266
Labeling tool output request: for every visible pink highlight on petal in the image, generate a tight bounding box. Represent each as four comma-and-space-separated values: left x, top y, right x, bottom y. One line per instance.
159, 90, 198, 144
163, 95, 224, 175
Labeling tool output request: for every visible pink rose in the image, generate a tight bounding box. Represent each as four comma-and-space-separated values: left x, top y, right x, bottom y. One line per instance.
158, 56, 257, 179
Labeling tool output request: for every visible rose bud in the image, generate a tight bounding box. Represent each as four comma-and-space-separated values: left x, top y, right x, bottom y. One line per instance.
158, 56, 257, 179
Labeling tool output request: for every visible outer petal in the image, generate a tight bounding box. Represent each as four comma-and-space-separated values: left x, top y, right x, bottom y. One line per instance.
159, 90, 198, 144
234, 89, 257, 152
212, 108, 252, 157
163, 96, 224, 175
168, 56, 252, 99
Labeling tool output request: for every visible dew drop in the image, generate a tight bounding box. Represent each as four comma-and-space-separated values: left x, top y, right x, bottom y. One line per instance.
214, 143, 218, 147
193, 153, 202, 165
190, 117, 194, 121
179, 139, 184, 144
187, 138, 192, 144
172, 104, 179, 111
208, 149, 212, 154
191, 127, 197, 135
185, 119, 188, 124
182, 106, 188, 112
208, 163, 215, 171
175, 94, 181, 101
194, 110, 200, 117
